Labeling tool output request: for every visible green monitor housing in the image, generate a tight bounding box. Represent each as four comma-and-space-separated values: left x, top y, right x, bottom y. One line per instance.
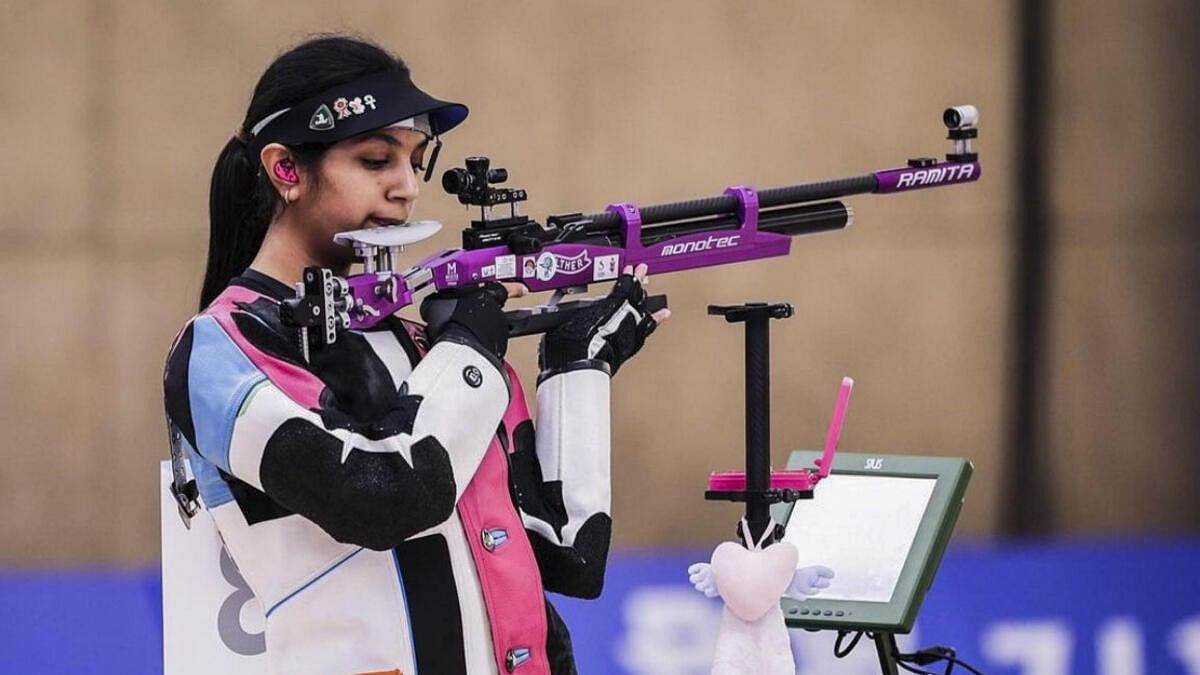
773, 451, 972, 634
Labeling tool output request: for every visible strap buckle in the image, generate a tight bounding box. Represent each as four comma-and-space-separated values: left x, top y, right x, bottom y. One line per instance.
170, 478, 201, 529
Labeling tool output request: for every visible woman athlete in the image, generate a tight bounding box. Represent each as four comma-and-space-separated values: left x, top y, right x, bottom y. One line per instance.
163, 35, 666, 675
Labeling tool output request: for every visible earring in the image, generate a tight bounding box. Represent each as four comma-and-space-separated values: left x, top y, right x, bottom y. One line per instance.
284, 186, 298, 204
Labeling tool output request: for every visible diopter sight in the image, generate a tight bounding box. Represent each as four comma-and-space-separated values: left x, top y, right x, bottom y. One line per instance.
442, 156, 545, 250
442, 156, 527, 209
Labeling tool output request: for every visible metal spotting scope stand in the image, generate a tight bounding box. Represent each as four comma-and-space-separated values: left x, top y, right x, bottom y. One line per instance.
703, 301, 903, 675
704, 301, 801, 546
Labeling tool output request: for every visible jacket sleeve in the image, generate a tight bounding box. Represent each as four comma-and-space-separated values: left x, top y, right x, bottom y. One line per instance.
510, 367, 614, 598
163, 314, 508, 550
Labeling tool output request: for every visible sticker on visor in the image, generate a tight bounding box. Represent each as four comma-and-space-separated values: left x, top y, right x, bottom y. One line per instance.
309, 105, 335, 131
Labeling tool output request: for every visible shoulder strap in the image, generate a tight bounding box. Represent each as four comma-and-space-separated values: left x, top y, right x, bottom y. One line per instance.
164, 317, 204, 528
165, 285, 271, 528
166, 413, 200, 528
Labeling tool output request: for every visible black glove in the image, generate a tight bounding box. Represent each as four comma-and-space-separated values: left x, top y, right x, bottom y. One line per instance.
538, 274, 658, 378
419, 283, 510, 361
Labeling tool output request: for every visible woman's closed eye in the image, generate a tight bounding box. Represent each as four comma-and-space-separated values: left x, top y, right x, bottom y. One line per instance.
361, 157, 390, 170
411, 150, 429, 173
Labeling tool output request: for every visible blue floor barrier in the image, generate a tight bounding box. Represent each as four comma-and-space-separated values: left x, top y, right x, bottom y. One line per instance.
2, 539, 1198, 674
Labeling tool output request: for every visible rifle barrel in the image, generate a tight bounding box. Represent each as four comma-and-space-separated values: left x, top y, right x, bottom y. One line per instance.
636, 201, 851, 246
579, 173, 877, 228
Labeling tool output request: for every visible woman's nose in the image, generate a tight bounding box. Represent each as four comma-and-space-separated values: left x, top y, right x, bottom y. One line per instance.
387, 165, 419, 203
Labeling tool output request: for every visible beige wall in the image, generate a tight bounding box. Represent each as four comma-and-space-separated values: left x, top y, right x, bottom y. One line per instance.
0, 0, 1191, 566
1044, 0, 1200, 531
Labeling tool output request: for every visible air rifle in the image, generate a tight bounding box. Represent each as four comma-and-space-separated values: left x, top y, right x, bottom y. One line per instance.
281, 105, 980, 360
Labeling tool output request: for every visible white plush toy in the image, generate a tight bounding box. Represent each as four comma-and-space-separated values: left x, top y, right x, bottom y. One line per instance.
688, 519, 834, 675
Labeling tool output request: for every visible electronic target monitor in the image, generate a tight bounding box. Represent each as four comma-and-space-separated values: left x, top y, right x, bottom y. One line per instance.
772, 451, 972, 634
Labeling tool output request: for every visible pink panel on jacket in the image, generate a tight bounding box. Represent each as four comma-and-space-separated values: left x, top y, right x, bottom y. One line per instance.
501, 362, 534, 444
205, 286, 325, 410
456, 364, 551, 674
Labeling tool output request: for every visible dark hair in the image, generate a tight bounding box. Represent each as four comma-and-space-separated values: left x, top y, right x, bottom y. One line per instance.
200, 35, 407, 309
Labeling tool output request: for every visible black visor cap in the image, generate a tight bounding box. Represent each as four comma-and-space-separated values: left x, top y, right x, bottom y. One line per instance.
247, 70, 468, 157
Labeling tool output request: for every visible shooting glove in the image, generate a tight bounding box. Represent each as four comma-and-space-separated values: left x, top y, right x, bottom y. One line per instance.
420, 282, 510, 362
538, 273, 657, 379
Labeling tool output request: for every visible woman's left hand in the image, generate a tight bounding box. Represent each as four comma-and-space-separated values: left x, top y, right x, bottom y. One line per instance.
538, 263, 669, 376
629, 262, 672, 324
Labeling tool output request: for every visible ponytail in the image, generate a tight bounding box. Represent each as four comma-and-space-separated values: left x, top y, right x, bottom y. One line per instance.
199, 137, 269, 309
198, 34, 407, 310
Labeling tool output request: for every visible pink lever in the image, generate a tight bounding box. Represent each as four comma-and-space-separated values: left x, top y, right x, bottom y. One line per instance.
709, 470, 818, 492
707, 376, 854, 494
815, 376, 854, 478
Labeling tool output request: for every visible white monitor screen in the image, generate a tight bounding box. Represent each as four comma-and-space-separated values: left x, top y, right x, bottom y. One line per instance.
781, 474, 937, 603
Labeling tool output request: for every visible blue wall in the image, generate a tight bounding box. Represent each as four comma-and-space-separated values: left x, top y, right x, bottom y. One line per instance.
3, 540, 1199, 674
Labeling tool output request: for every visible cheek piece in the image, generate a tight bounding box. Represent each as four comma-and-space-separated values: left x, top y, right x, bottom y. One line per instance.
274, 161, 299, 184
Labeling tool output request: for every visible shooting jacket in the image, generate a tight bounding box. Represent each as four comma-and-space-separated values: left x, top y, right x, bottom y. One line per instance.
163, 270, 612, 675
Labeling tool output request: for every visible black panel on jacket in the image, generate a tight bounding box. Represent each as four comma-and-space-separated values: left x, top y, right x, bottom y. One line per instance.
231, 303, 309, 367
545, 597, 579, 675
496, 420, 509, 453
507, 420, 569, 541
317, 395, 424, 442
163, 323, 197, 449
220, 468, 295, 525
394, 535, 468, 675
260, 419, 456, 550
232, 296, 421, 428
232, 269, 292, 300
528, 513, 613, 599
307, 329, 407, 420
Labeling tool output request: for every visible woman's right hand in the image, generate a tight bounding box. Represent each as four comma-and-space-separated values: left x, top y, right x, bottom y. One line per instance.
419, 282, 514, 360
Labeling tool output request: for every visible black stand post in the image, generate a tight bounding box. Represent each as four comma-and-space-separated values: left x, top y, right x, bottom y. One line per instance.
874, 633, 901, 675
707, 302, 794, 545
744, 307, 772, 544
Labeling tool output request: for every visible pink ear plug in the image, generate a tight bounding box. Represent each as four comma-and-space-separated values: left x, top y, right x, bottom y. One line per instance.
274, 160, 298, 183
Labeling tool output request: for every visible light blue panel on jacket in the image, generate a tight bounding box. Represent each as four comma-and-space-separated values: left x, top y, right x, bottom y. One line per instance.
186, 316, 266, 474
